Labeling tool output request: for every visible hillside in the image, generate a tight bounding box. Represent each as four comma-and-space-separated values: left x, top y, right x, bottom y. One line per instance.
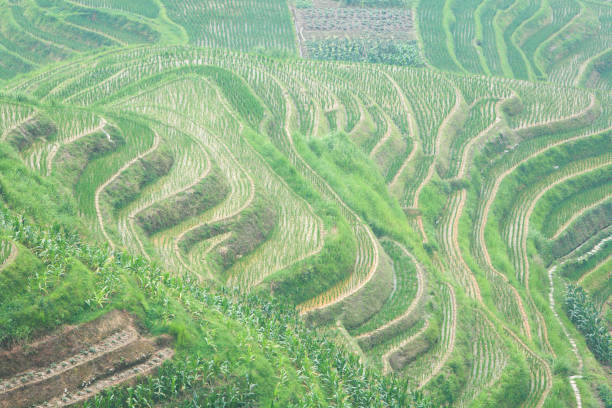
0, 0, 610, 407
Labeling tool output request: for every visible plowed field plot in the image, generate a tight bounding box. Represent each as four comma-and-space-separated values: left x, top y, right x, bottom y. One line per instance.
0, 310, 173, 408
292, 2, 416, 62
294, 8, 414, 39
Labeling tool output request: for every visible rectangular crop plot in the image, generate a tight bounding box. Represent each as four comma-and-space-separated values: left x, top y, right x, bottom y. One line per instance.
294, 8, 414, 40
292, 1, 418, 65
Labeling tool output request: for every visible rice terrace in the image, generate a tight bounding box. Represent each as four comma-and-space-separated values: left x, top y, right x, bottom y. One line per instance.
0, 0, 610, 406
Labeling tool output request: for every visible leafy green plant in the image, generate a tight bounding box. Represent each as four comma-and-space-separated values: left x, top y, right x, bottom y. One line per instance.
564, 284, 611, 364
308, 37, 422, 67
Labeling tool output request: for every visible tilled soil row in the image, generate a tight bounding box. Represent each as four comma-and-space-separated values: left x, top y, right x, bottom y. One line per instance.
0, 311, 173, 408
0, 310, 133, 379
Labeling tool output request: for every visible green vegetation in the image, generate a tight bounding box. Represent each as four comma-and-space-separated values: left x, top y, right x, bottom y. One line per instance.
71, 0, 161, 18
0, 140, 431, 407
308, 38, 422, 67
564, 284, 611, 364
162, 0, 297, 53
1, 0, 612, 406
136, 167, 230, 235
417, 0, 612, 88
299, 131, 410, 238
351, 239, 419, 337
104, 145, 174, 211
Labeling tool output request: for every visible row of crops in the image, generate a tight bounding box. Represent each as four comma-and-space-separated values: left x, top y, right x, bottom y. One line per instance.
162, 0, 297, 53
565, 284, 611, 364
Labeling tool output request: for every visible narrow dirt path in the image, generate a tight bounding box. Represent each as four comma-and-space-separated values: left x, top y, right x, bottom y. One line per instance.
299, 218, 380, 315
0, 328, 138, 394
462, 309, 509, 402
573, 46, 610, 87
213, 83, 325, 288
279, 79, 361, 223
451, 190, 483, 302
456, 104, 504, 178
458, 121, 599, 406
172, 122, 254, 282
390, 135, 418, 188
289, 6, 307, 58
468, 137, 611, 406
127, 86, 287, 285
458, 263, 553, 408
126, 135, 212, 260
503, 325, 553, 408
520, 159, 612, 285
32, 348, 174, 408
516, 159, 612, 358
567, 233, 612, 269
95, 131, 161, 249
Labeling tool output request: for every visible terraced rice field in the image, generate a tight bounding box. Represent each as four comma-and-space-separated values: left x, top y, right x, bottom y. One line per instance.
2, 43, 610, 405
0, 0, 611, 406
417, 0, 612, 89
163, 0, 297, 52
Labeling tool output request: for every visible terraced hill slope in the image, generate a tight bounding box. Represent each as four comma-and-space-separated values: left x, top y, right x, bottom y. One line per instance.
0, 0, 610, 407
417, 0, 612, 88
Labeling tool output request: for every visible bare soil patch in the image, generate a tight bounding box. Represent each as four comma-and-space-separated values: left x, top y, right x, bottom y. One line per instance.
291, 1, 416, 61
0, 310, 173, 408
295, 7, 414, 41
